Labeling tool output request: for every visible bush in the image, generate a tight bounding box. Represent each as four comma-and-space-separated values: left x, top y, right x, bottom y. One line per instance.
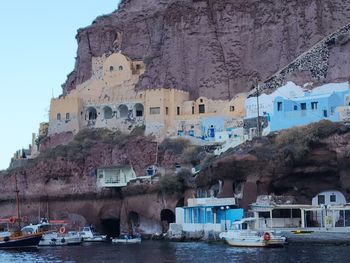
159, 138, 190, 155
275, 120, 346, 165
183, 145, 204, 165
159, 173, 184, 195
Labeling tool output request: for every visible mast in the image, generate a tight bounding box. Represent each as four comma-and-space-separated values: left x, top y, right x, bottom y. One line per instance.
256, 83, 261, 137
14, 174, 21, 229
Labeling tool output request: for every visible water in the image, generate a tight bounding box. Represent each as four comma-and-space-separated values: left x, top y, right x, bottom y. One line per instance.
1, 241, 350, 263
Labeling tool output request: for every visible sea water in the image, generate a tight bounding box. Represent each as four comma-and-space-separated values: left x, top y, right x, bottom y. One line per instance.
0, 241, 350, 263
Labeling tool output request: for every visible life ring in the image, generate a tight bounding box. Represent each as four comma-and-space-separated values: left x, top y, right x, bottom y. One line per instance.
9, 217, 15, 224
263, 232, 271, 241
59, 226, 66, 234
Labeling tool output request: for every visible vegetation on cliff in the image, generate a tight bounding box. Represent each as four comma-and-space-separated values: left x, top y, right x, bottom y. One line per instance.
36, 127, 145, 164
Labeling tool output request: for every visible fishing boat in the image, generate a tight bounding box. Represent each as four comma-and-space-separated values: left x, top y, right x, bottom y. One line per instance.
112, 234, 141, 244
219, 217, 287, 247
0, 175, 42, 249
79, 226, 107, 242
21, 219, 82, 246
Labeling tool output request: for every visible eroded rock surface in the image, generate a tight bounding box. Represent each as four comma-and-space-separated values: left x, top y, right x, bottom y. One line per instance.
64, 0, 350, 99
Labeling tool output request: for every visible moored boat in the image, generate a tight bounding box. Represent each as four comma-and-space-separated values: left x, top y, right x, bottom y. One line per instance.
21, 220, 82, 246
79, 226, 107, 242
112, 234, 141, 244
219, 218, 287, 247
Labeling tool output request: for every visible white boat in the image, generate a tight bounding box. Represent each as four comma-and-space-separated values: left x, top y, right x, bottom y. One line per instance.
79, 226, 107, 242
21, 220, 82, 246
112, 234, 141, 244
219, 218, 287, 247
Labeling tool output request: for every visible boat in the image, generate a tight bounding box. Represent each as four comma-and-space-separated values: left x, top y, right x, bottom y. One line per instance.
0, 175, 42, 249
219, 217, 287, 247
21, 219, 82, 246
79, 226, 107, 242
112, 234, 141, 244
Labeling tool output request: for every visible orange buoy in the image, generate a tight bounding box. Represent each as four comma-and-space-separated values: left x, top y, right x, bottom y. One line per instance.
59, 226, 66, 234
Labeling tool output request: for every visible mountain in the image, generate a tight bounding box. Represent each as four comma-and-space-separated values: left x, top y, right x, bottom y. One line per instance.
63, 0, 350, 99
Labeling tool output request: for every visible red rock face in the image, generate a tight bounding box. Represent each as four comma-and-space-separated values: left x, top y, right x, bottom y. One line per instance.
63, 0, 350, 99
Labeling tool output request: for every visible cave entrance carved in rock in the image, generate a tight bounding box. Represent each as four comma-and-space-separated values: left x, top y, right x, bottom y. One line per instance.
101, 218, 120, 238
160, 209, 175, 233
128, 211, 140, 234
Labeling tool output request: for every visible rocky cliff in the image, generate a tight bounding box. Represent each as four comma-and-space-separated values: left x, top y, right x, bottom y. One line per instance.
64, 0, 350, 99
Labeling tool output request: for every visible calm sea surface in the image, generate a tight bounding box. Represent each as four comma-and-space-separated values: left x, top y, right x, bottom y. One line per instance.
1, 241, 350, 263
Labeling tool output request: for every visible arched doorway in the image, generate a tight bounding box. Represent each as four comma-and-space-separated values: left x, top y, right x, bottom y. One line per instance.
87, 107, 97, 120
134, 103, 144, 117
118, 104, 128, 118
160, 209, 175, 233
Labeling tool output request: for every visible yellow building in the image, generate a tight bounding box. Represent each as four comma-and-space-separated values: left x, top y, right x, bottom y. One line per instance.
47, 52, 247, 144
48, 52, 146, 136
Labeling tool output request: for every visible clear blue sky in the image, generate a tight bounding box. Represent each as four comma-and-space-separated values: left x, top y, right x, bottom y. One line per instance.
0, 1, 119, 170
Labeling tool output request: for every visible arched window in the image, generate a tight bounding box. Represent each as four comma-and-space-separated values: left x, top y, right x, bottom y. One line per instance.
57, 113, 61, 121
109, 66, 114, 72
65, 113, 70, 120
119, 65, 123, 71
118, 104, 128, 118
103, 106, 113, 119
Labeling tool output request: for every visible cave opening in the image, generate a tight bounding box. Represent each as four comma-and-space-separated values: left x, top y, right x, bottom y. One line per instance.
160, 209, 175, 233
128, 211, 140, 234
101, 218, 120, 238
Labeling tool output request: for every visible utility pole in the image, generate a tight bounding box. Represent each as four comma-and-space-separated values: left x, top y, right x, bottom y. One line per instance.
256, 83, 260, 137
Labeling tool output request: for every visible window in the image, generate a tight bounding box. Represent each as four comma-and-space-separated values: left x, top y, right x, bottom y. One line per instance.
330, 194, 336, 202
330, 107, 335, 115
318, 195, 325, 205
177, 107, 180, 115
300, 103, 307, 110
119, 66, 123, 71
199, 104, 205, 114
136, 64, 141, 70
311, 102, 318, 110
192, 106, 194, 114
150, 107, 160, 115
65, 113, 70, 120
277, 102, 283, 111
200, 99, 203, 103
166, 107, 169, 115
230, 106, 235, 112
109, 66, 114, 72
294, 105, 298, 111
57, 113, 61, 121
323, 110, 328, 117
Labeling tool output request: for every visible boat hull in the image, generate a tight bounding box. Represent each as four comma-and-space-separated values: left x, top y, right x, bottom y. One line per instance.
224, 237, 285, 247
0, 234, 42, 249
112, 238, 141, 244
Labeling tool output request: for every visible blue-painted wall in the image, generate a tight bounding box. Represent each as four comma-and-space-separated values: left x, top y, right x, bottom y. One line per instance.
183, 207, 244, 224
268, 90, 349, 132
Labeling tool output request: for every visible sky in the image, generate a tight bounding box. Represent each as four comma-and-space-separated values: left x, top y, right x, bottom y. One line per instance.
0, 1, 120, 170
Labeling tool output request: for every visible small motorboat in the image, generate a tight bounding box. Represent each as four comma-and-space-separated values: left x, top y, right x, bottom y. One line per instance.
79, 226, 107, 242
219, 217, 286, 247
112, 234, 141, 244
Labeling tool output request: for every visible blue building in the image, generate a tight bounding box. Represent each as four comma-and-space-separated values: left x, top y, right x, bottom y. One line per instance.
174, 197, 244, 232
266, 90, 350, 132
